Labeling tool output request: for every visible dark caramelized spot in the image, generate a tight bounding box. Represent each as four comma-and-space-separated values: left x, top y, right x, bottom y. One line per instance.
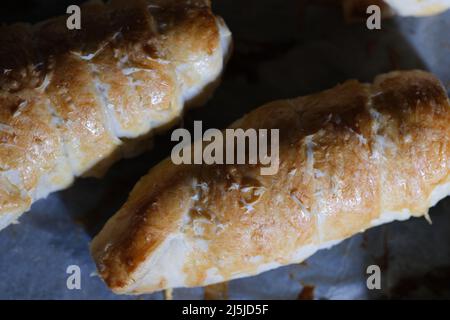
375, 77, 447, 110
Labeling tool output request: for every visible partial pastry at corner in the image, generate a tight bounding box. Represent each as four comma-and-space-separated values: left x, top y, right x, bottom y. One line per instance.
339, 0, 450, 21
0, 0, 232, 230
91, 70, 450, 294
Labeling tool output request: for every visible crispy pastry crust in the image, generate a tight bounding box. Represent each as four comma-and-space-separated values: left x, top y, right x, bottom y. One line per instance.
0, 0, 232, 230
91, 70, 450, 294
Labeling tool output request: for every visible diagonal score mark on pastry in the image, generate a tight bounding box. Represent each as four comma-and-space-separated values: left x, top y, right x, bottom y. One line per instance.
0, 0, 232, 231
91, 70, 450, 294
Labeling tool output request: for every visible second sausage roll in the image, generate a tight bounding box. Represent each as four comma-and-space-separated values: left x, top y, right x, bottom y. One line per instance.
91, 70, 450, 294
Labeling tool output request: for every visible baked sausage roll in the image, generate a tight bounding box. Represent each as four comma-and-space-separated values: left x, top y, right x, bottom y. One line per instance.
91, 70, 450, 294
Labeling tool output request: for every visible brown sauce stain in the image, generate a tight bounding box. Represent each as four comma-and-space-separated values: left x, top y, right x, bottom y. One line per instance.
204, 282, 229, 300
297, 285, 315, 300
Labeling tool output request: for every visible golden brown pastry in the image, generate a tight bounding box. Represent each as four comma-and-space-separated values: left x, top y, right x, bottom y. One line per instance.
91, 70, 450, 294
0, 0, 232, 230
